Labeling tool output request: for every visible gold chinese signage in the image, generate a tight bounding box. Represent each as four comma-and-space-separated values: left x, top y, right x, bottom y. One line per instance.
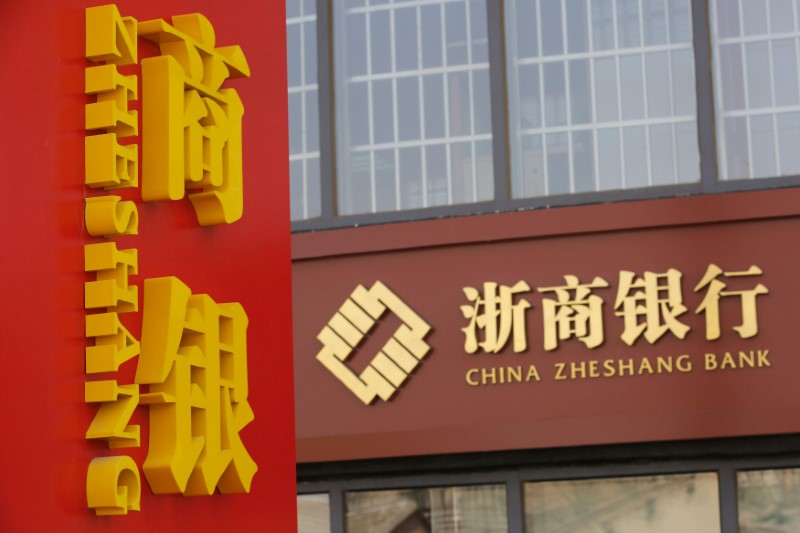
461, 264, 769, 387
84, 5, 254, 516
315, 264, 770, 401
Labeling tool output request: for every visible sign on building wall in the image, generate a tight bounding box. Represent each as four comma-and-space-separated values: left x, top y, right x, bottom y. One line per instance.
293, 196, 800, 463
0, 1, 295, 531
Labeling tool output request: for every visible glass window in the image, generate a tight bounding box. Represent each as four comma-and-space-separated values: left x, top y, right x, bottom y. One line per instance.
738, 468, 800, 532
334, 0, 494, 216
711, 0, 800, 180
524, 473, 721, 532
346, 484, 507, 532
505, 0, 699, 198
298, 493, 332, 533
287, 0, 321, 221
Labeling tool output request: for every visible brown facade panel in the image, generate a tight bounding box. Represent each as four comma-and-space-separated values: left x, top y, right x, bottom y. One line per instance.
293, 189, 800, 463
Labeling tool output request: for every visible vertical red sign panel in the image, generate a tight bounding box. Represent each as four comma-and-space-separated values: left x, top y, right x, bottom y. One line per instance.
0, 1, 296, 531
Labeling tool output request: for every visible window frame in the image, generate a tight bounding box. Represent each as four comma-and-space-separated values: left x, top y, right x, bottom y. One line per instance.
297, 434, 800, 533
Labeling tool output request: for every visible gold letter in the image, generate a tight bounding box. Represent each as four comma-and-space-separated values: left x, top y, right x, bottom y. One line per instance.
87, 456, 141, 516
85, 380, 140, 448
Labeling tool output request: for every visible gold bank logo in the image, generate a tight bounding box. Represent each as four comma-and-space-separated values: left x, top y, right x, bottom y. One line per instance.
316, 281, 432, 405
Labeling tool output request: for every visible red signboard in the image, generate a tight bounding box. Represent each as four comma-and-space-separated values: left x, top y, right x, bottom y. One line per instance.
0, 1, 295, 531
293, 189, 800, 463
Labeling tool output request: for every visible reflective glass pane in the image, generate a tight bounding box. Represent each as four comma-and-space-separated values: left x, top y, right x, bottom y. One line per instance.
594, 57, 618, 123
650, 123, 676, 185
506, 0, 699, 197
566, 0, 589, 54
346, 485, 507, 532
750, 114, 777, 177
669, 0, 692, 43
592, 0, 615, 51
597, 127, 622, 189
334, 1, 493, 215
298, 493, 331, 533
738, 468, 800, 532
711, 0, 800, 180
675, 120, 700, 183
547, 132, 570, 195
524, 473, 721, 533
541, 0, 564, 56
287, 0, 321, 220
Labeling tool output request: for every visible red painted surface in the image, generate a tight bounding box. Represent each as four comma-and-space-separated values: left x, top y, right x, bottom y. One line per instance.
293, 194, 800, 463
0, 1, 296, 531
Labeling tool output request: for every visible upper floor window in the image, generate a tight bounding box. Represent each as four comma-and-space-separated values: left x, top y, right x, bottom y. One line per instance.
334, 0, 494, 216
286, 0, 800, 229
505, 0, 698, 197
711, 0, 800, 180
287, 0, 321, 221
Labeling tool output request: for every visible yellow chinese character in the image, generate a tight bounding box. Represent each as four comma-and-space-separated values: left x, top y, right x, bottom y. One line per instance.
695, 264, 769, 340
138, 14, 250, 225
136, 277, 256, 495
538, 275, 609, 351
614, 269, 690, 346
461, 281, 531, 354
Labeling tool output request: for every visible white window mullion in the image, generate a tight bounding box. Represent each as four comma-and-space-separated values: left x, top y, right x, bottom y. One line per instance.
536, 0, 549, 195
390, 7, 401, 209
417, 4, 429, 208
441, 2, 453, 205
466, 0, 478, 201
561, 0, 575, 193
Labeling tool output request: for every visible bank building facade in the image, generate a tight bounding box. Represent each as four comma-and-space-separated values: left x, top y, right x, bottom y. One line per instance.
288, 1, 800, 531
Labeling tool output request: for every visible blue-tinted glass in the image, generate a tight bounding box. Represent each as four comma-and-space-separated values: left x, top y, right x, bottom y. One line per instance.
445, 1, 468, 65
572, 130, 595, 192
546, 133, 570, 194
375, 149, 397, 212
304, 20, 317, 84
421, 4, 443, 68
544, 62, 567, 127
424, 74, 446, 138
397, 77, 421, 141
348, 82, 370, 146
371, 11, 392, 74
426, 144, 449, 206
569, 59, 591, 125
306, 89, 319, 152
516, 0, 539, 58
399, 147, 424, 209
286, 23, 302, 87
566, 0, 589, 53
395, 7, 419, 71
346, 13, 367, 76
372, 80, 395, 144
541, 0, 563, 56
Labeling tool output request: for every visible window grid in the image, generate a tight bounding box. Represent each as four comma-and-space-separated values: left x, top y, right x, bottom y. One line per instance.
711, 0, 800, 181
287, 1, 321, 221
287, 0, 800, 231
335, 0, 493, 216
506, 0, 698, 199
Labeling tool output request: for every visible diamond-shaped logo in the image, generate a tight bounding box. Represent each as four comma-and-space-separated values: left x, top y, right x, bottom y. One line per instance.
316, 281, 432, 405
